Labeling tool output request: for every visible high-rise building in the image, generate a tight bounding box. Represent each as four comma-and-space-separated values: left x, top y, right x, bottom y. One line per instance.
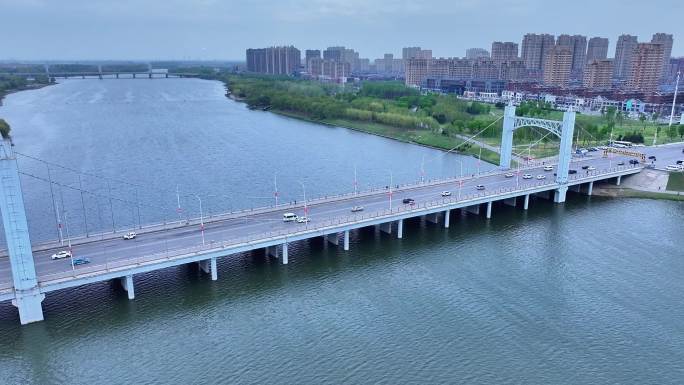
491, 42, 519, 63
305, 50, 321, 73
543, 45, 573, 87
416, 49, 432, 59
586, 37, 609, 64
402, 47, 421, 60
466, 48, 490, 60
246, 46, 301, 75
323, 46, 345, 61
614, 34, 639, 79
557, 34, 587, 76
405, 58, 430, 86
651, 33, 674, 75
499, 60, 526, 81
309, 58, 350, 81
627, 43, 665, 94
583, 59, 613, 89
521, 33, 555, 71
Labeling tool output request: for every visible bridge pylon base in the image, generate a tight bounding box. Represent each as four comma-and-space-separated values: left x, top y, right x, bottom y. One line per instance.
12, 289, 45, 325
554, 186, 568, 203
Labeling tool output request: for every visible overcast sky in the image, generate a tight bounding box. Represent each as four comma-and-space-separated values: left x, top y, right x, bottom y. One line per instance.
1, 0, 682, 61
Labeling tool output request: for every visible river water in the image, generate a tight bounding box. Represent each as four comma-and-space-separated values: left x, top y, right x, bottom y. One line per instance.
0, 79, 683, 384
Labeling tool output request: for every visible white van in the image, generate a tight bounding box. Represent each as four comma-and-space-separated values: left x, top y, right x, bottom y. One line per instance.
283, 213, 298, 222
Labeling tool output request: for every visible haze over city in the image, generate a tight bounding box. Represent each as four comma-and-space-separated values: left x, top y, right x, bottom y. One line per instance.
0, 0, 682, 60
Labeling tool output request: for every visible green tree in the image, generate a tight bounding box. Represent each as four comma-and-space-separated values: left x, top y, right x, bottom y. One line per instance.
0, 119, 11, 139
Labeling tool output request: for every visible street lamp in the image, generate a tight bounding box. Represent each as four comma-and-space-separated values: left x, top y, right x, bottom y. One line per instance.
192, 194, 205, 246
298, 181, 308, 217
389, 171, 393, 210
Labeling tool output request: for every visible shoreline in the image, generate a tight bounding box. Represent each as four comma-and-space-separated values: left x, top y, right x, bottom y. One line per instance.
0, 82, 55, 106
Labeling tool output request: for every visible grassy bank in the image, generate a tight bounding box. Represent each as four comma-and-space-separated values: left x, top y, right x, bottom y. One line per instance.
666, 172, 684, 192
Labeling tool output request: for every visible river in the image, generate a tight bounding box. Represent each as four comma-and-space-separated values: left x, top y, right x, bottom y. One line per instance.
0, 78, 683, 384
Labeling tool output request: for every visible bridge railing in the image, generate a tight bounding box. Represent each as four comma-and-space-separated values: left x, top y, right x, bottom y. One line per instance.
0, 163, 642, 292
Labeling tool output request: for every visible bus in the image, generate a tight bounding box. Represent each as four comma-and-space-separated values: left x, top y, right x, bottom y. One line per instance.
610, 140, 633, 148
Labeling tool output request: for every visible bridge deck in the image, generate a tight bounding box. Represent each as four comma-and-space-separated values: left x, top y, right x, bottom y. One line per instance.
0, 154, 642, 301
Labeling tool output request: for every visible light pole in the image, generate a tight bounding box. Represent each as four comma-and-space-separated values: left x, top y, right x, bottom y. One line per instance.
274, 174, 279, 206
192, 194, 205, 246
668, 71, 681, 130
298, 181, 308, 217
354, 164, 358, 195
389, 171, 393, 210
64, 211, 74, 271
176, 184, 183, 223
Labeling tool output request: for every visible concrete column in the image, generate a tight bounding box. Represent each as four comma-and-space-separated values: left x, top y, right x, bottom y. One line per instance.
282, 243, 289, 265
425, 213, 440, 224
198, 259, 210, 274
121, 275, 135, 300
486, 201, 492, 219
465, 204, 480, 215
503, 197, 517, 207
12, 290, 45, 325
616, 175, 622, 186
555, 110, 576, 185
379, 222, 392, 235
554, 186, 568, 203
587, 181, 594, 196
397, 219, 403, 239
343, 230, 349, 251
444, 210, 450, 228
325, 233, 339, 246
266, 246, 279, 259
523, 194, 530, 210
210, 257, 217, 281
499, 104, 516, 169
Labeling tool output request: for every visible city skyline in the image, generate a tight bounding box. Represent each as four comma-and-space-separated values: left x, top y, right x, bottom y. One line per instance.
0, 0, 682, 61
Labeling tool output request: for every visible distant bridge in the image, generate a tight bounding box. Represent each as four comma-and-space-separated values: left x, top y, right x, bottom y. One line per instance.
0, 71, 201, 79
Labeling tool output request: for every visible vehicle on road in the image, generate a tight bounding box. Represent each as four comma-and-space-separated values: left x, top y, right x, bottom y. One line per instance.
569, 169, 577, 174
72, 257, 90, 266
581, 165, 589, 170
617, 161, 625, 166
536, 175, 546, 180
543, 165, 553, 171
522, 174, 532, 179
441, 191, 451, 197
665, 164, 683, 171
475, 185, 485, 190
296, 216, 310, 223
629, 159, 640, 165
648, 155, 657, 160
504, 173, 514, 178
51, 250, 72, 260
350, 206, 364, 212
587, 166, 596, 171
402, 198, 415, 204
676, 160, 683, 165
588, 147, 598, 152
123, 231, 137, 240
283, 213, 297, 222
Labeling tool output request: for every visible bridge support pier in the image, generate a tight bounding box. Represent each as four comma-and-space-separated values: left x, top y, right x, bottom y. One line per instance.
616, 176, 622, 186
343, 230, 350, 251
198, 257, 218, 281
379, 222, 392, 235
282, 243, 288, 265
325, 233, 339, 246
587, 181, 593, 196
554, 186, 568, 203
486, 201, 492, 219
523, 194, 530, 210
266, 246, 279, 259
425, 213, 440, 224
120, 275, 135, 300
13, 290, 45, 325
465, 204, 480, 215
397, 219, 403, 239
444, 210, 450, 228
504, 197, 516, 207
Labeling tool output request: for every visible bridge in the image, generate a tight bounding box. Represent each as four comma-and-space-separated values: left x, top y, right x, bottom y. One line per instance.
0, 71, 201, 79
0, 106, 646, 324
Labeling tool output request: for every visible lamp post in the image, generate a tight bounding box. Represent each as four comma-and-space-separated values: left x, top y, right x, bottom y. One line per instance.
192, 194, 205, 246
298, 181, 308, 217
668, 71, 681, 130
389, 171, 393, 210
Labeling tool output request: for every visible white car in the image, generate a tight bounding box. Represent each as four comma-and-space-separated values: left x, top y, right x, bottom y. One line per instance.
296, 216, 310, 223
504, 173, 514, 178
475, 185, 485, 190
665, 164, 684, 171
543, 165, 553, 171
441, 191, 451, 197
51, 250, 72, 260
522, 174, 533, 179
536, 175, 546, 180
123, 231, 137, 240
587, 166, 596, 171
283, 213, 297, 222
351, 206, 364, 212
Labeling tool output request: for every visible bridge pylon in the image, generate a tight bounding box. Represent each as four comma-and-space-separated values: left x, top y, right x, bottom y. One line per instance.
0, 140, 44, 324
499, 104, 576, 203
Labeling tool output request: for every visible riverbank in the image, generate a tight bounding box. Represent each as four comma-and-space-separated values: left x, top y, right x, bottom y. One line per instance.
0, 82, 54, 106
592, 169, 684, 201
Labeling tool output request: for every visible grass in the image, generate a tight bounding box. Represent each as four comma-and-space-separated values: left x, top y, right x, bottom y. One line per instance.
666, 172, 684, 192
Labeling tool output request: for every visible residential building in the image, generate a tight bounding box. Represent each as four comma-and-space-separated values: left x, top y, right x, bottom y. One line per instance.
651, 33, 674, 75
586, 37, 609, 63
323, 46, 345, 61
416, 49, 432, 59
583, 59, 613, 89
521, 33, 555, 71
614, 34, 639, 79
466, 48, 490, 59
557, 34, 587, 76
402, 47, 421, 60
246, 46, 301, 75
491, 42, 519, 64
405, 58, 430, 86
309, 58, 350, 82
305, 50, 321, 72
627, 43, 665, 94
543, 45, 573, 87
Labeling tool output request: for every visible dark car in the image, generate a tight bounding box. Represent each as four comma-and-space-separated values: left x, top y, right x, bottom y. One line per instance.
676, 160, 683, 165
648, 155, 656, 160
617, 161, 625, 166
629, 159, 640, 165
402, 198, 415, 204
581, 165, 589, 170
569, 169, 578, 174
72, 257, 90, 266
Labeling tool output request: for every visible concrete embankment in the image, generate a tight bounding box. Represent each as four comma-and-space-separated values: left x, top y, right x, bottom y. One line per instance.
592, 169, 684, 201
